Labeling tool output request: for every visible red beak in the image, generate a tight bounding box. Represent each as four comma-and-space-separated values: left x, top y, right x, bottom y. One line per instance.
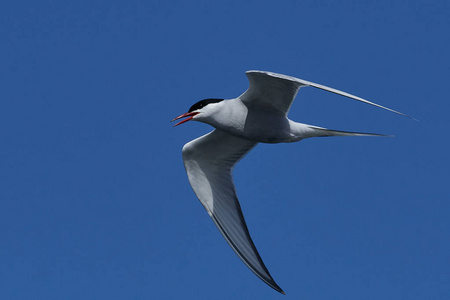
171, 112, 199, 127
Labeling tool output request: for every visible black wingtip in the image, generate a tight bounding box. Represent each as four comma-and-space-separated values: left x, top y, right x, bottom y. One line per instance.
270, 281, 285, 295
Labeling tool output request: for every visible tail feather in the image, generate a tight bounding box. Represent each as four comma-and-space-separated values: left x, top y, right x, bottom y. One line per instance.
308, 125, 393, 137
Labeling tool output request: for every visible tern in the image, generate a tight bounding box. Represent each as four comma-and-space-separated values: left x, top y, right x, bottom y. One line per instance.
172, 71, 411, 294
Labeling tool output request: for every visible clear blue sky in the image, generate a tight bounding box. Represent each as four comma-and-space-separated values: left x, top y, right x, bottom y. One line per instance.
1, 1, 449, 299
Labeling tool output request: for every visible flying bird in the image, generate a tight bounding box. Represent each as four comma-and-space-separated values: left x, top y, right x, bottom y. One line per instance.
172, 71, 411, 294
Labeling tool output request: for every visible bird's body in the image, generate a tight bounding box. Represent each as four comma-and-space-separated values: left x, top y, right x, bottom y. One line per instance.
194, 98, 294, 143
172, 71, 411, 294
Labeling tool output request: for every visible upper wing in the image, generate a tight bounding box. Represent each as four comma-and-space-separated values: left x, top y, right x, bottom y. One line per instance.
182, 129, 285, 294
239, 71, 304, 116
240, 70, 414, 119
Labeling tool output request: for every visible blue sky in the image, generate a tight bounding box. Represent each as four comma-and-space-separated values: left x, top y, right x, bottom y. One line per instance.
1, 1, 449, 299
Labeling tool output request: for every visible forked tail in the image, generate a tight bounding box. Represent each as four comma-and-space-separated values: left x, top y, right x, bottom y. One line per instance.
308, 125, 393, 138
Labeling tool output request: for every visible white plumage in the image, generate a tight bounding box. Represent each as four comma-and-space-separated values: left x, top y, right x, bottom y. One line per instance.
172, 71, 411, 294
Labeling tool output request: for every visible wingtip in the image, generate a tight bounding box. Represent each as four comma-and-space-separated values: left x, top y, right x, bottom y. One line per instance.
269, 281, 285, 295
393, 110, 418, 121
271, 285, 285, 295
409, 115, 420, 122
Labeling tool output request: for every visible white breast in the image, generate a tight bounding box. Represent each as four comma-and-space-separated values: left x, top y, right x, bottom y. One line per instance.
208, 99, 292, 143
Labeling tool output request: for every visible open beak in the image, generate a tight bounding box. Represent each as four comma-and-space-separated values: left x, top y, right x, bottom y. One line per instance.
171, 112, 199, 127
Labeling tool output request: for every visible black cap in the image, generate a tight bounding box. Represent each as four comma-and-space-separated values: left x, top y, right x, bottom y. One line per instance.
188, 98, 224, 113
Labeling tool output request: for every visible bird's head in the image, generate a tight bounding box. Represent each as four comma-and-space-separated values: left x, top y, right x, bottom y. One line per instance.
171, 98, 224, 126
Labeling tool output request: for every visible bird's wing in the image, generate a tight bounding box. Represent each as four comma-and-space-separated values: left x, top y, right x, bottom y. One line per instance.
239, 71, 304, 116
240, 70, 413, 119
182, 129, 284, 294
